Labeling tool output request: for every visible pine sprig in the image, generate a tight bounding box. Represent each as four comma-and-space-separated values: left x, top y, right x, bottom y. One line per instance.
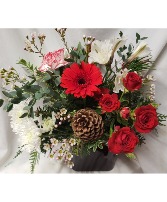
157, 113, 167, 126
29, 150, 40, 174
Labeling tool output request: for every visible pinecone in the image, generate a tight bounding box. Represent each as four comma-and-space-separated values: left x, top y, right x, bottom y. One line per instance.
71, 109, 104, 142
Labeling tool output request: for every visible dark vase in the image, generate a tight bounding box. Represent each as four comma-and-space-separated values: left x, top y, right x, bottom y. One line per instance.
72, 145, 117, 172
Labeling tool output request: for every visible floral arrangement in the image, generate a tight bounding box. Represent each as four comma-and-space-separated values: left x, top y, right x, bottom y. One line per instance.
0, 29, 166, 173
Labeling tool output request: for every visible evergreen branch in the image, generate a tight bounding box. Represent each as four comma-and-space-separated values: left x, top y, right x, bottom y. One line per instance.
157, 113, 167, 126
29, 150, 40, 174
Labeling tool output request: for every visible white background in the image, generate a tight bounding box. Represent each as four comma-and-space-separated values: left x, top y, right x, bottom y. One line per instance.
0, 28, 167, 173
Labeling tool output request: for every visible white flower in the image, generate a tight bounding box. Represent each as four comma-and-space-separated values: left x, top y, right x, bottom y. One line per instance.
88, 40, 113, 64
42, 117, 55, 133
8, 101, 28, 134
69, 138, 76, 146
146, 74, 156, 81
128, 41, 151, 62
50, 138, 59, 146
38, 64, 50, 73
111, 36, 127, 54
25, 40, 32, 52
58, 149, 64, 156
65, 152, 73, 161
113, 68, 129, 93
64, 49, 70, 59
19, 122, 41, 153
43, 143, 50, 151
60, 108, 67, 115
67, 161, 74, 168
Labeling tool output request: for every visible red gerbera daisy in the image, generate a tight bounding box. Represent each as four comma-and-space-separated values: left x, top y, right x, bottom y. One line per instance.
60, 61, 103, 98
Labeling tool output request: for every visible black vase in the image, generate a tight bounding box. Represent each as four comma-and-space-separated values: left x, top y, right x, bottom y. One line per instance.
72, 146, 117, 172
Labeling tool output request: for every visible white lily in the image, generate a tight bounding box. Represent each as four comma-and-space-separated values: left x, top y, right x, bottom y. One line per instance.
128, 41, 151, 62
112, 36, 127, 54
113, 68, 129, 93
88, 40, 113, 64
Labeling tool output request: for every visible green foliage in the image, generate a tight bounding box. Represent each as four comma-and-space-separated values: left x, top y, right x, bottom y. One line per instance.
136, 133, 146, 146
2, 91, 16, 98
13, 145, 25, 159
136, 33, 148, 44
136, 33, 140, 43
17, 59, 35, 73
70, 42, 86, 63
126, 153, 136, 159
119, 31, 123, 37
157, 113, 167, 126
127, 57, 153, 72
29, 150, 40, 174
3, 103, 13, 112
0, 99, 4, 107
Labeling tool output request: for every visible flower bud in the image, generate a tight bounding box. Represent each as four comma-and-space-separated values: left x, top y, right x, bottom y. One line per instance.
120, 107, 130, 120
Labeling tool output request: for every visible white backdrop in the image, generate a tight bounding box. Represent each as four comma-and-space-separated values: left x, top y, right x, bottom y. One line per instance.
0, 28, 167, 173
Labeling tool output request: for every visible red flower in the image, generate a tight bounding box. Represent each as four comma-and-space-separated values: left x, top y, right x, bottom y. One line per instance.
93, 87, 110, 101
120, 107, 130, 120
99, 93, 120, 113
134, 104, 159, 133
108, 127, 139, 154
60, 61, 102, 98
123, 72, 142, 91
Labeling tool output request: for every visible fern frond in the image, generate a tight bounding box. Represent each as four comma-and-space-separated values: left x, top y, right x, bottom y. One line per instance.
29, 150, 40, 174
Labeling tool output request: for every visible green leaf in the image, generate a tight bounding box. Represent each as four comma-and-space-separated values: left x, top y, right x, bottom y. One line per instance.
13, 145, 25, 159
109, 119, 115, 136
0, 99, 4, 107
11, 98, 21, 104
128, 44, 132, 52
125, 153, 136, 159
98, 142, 103, 150
93, 144, 97, 152
140, 37, 148, 40
17, 59, 27, 66
119, 31, 123, 37
64, 58, 74, 62
28, 99, 36, 106
11, 97, 26, 104
136, 33, 140, 43
43, 73, 51, 81
122, 55, 126, 62
29, 107, 34, 118
2, 91, 16, 98
80, 55, 86, 61
117, 51, 122, 57
70, 50, 79, 58
14, 86, 22, 98
5, 103, 13, 112
19, 113, 28, 118
29, 151, 40, 174
35, 92, 43, 100
17, 59, 34, 72
95, 108, 102, 115
23, 106, 31, 110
